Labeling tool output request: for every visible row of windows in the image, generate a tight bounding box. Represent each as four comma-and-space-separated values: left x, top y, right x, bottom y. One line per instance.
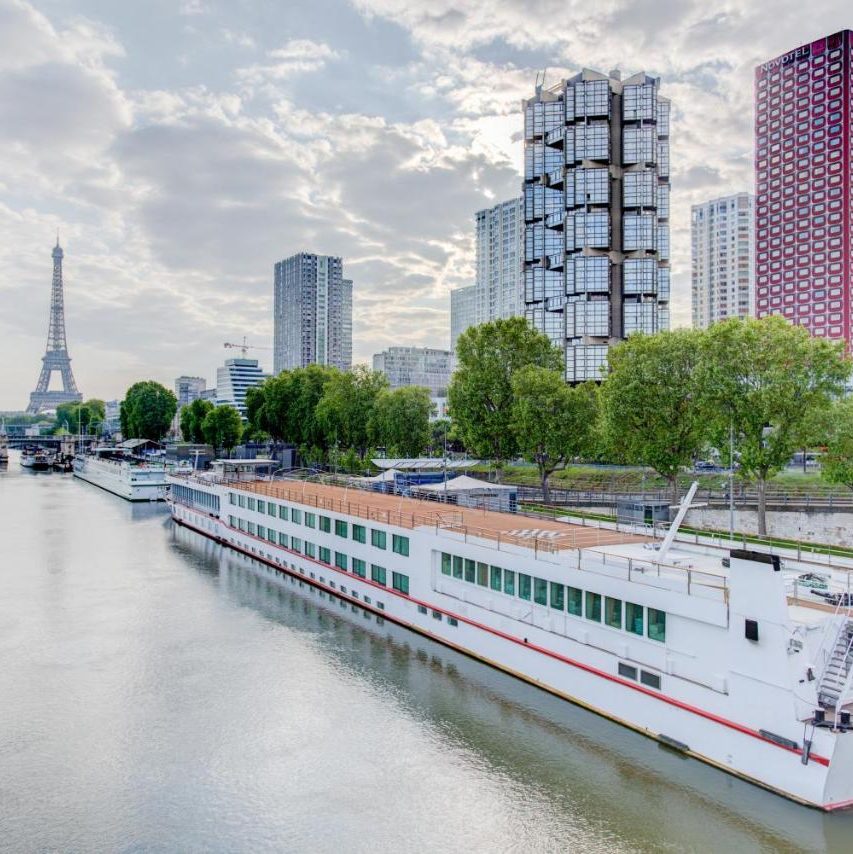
227, 514, 410, 594
228, 492, 409, 556
439, 553, 666, 642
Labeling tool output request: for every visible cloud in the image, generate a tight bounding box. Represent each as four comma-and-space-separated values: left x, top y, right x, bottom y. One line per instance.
236, 39, 343, 93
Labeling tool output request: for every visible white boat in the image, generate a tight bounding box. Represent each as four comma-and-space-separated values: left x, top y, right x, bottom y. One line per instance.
21, 446, 53, 470
74, 447, 168, 501
165, 465, 853, 810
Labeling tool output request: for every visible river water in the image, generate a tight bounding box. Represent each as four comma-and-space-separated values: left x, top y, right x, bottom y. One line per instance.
2, 453, 853, 853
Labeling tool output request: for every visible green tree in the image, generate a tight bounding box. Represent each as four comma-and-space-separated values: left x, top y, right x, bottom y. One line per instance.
370, 386, 434, 458
601, 329, 707, 505
822, 397, 853, 491
121, 381, 177, 441
55, 399, 105, 434
202, 405, 243, 455
316, 366, 388, 458
510, 366, 598, 502
697, 316, 850, 535
448, 317, 561, 474
180, 398, 214, 444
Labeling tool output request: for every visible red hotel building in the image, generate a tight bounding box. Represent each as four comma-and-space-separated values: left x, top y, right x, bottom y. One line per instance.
755, 30, 852, 345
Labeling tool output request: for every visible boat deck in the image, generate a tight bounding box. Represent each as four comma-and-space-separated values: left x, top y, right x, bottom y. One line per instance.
236, 479, 648, 554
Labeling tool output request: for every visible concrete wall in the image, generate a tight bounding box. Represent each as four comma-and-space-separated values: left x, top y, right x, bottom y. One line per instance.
684, 507, 853, 548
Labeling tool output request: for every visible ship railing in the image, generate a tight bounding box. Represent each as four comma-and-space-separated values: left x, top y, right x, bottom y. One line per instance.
580, 547, 729, 603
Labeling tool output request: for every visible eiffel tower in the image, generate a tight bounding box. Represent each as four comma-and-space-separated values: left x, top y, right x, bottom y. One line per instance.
26, 237, 83, 414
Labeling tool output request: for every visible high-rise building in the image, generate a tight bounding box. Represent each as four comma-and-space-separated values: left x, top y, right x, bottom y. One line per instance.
450, 285, 476, 350
691, 193, 755, 329
216, 358, 269, 419
475, 197, 524, 325
174, 376, 207, 409
522, 69, 670, 382
372, 346, 453, 397
755, 31, 852, 345
274, 253, 353, 373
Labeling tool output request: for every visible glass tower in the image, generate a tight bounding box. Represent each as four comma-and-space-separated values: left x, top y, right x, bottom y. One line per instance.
475, 197, 524, 325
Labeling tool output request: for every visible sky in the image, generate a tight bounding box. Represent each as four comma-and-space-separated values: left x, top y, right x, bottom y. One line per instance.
0, 0, 849, 409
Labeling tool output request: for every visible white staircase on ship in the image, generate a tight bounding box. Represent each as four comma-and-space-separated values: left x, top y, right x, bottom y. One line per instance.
817, 618, 853, 709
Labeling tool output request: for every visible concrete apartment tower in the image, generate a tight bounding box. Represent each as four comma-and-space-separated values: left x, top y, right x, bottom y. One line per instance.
522, 68, 670, 381
450, 285, 476, 351
475, 197, 524, 325
755, 31, 853, 345
691, 193, 755, 329
274, 253, 353, 374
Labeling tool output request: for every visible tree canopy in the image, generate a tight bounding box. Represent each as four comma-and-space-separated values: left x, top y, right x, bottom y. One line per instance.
120, 381, 177, 441
822, 397, 853, 491
55, 399, 105, 435
202, 405, 242, 454
370, 386, 434, 458
180, 398, 214, 444
448, 317, 561, 471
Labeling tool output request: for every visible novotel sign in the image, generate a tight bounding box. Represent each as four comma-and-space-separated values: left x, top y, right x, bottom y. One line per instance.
760, 44, 811, 73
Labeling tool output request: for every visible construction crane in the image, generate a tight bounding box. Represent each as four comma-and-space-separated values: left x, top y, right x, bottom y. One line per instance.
223, 336, 272, 358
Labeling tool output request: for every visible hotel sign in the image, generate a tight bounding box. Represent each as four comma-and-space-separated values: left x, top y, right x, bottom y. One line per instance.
760, 45, 811, 72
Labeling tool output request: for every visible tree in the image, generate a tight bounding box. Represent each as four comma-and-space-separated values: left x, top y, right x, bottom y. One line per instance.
180, 398, 214, 444
822, 397, 853, 491
370, 386, 434, 458
601, 329, 707, 504
697, 316, 850, 535
202, 405, 243, 455
510, 366, 598, 502
448, 317, 561, 474
55, 399, 105, 434
121, 381, 177, 440
316, 366, 388, 459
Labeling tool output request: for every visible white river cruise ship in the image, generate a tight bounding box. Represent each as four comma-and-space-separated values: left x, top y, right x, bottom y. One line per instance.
166, 466, 853, 810
74, 447, 169, 501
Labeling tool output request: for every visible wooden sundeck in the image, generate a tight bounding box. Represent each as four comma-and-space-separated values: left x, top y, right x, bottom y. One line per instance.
236, 478, 648, 554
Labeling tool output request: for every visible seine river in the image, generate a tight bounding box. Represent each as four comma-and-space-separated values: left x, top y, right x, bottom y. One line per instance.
3, 453, 853, 853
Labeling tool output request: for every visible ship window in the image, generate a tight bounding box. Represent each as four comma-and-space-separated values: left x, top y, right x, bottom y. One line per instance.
268, 504, 277, 518
352, 558, 366, 578
441, 553, 452, 575
278, 505, 286, 519
519, 573, 532, 601
364, 596, 371, 605
550, 582, 565, 611
432, 610, 442, 620
640, 670, 661, 690
490, 566, 502, 591
625, 602, 643, 635
257, 500, 266, 514
305, 513, 316, 528
304, 542, 316, 558
453, 556, 464, 579
392, 572, 409, 595
392, 535, 409, 556
291, 538, 301, 553
334, 551, 347, 570
418, 605, 428, 615
320, 516, 331, 533
371, 529, 387, 549
230, 492, 237, 505
377, 602, 385, 611
247, 498, 256, 511
605, 597, 622, 629
464, 559, 476, 583
534, 577, 548, 606
267, 530, 276, 544
647, 609, 666, 642
567, 586, 583, 616
319, 546, 331, 564
352, 524, 366, 544
503, 569, 516, 595
238, 494, 246, 508
585, 592, 602, 622
291, 508, 301, 523
257, 525, 266, 539
448, 617, 458, 627
371, 564, 386, 586
335, 519, 348, 538
247, 522, 256, 536
477, 562, 489, 587
618, 662, 638, 680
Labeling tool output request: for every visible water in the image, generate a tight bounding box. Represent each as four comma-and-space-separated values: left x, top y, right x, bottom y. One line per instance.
2, 453, 853, 853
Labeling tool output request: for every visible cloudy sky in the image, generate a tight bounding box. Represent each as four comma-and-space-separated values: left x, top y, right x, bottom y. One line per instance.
0, 0, 848, 408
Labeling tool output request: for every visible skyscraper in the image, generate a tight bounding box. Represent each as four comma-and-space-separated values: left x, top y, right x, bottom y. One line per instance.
522, 69, 670, 382
174, 376, 207, 409
216, 358, 268, 418
372, 346, 453, 397
755, 31, 852, 344
274, 253, 353, 373
450, 285, 477, 351
475, 197, 524, 324
691, 193, 755, 329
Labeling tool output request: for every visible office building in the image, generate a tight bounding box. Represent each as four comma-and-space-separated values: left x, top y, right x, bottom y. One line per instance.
174, 376, 207, 409
523, 69, 671, 382
273, 253, 353, 373
450, 285, 476, 350
216, 358, 269, 419
755, 31, 852, 344
475, 197, 524, 324
373, 346, 453, 397
691, 193, 755, 329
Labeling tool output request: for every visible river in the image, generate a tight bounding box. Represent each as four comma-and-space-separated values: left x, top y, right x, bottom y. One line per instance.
2, 452, 853, 853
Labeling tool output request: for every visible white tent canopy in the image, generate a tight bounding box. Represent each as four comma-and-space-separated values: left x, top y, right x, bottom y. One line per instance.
415, 475, 516, 493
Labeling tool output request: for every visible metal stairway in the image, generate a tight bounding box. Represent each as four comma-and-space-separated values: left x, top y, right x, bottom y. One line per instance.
817, 620, 853, 709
